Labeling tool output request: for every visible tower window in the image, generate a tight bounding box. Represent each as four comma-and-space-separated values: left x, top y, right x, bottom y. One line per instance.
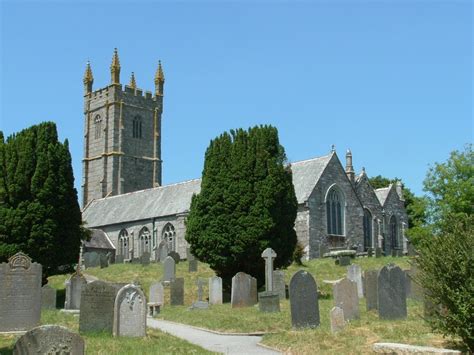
94, 115, 102, 139
326, 187, 345, 235
133, 116, 142, 139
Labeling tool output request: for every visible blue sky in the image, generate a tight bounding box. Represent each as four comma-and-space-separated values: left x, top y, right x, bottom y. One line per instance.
1, 0, 472, 200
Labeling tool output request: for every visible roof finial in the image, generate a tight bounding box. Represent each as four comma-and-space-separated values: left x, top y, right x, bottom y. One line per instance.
129, 72, 137, 89
155, 60, 165, 96
331, 144, 336, 152
110, 48, 121, 84
362, 166, 366, 173
83, 61, 94, 94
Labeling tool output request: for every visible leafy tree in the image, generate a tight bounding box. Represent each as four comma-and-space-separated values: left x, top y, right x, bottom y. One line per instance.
186, 125, 297, 288
0, 122, 85, 278
414, 144, 474, 351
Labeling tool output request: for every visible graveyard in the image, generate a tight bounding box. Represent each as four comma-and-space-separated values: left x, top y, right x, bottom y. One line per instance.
0, 252, 462, 354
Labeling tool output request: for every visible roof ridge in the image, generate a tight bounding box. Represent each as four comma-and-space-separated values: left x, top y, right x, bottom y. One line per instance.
290, 152, 333, 165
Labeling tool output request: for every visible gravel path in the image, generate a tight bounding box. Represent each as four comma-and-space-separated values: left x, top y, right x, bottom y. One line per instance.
147, 318, 281, 355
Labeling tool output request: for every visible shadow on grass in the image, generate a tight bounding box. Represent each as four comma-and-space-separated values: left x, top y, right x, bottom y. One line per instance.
56, 288, 65, 309
0, 346, 13, 355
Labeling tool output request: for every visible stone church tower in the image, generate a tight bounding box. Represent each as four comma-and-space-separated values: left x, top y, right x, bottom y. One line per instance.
82, 49, 164, 207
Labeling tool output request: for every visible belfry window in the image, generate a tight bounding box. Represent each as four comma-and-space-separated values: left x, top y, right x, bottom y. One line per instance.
326, 187, 344, 235
162, 223, 176, 252
133, 116, 142, 139
94, 115, 102, 139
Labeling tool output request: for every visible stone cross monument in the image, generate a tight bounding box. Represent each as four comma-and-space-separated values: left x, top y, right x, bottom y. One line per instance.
261, 247, 277, 292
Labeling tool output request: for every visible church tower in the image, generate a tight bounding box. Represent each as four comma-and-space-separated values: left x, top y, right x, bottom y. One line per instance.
82, 49, 164, 207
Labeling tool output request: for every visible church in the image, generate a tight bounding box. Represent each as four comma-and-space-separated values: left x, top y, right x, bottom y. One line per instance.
81, 50, 408, 261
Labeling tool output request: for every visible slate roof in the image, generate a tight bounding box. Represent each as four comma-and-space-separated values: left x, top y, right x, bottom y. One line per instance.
375, 185, 392, 206
83, 229, 115, 250
82, 154, 334, 228
289, 153, 333, 203
82, 179, 202, 228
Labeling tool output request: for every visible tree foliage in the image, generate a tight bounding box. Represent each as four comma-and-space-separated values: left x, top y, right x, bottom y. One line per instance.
185, 125, 298, 288
0, 122, 85, 277
414, 145, 474, 351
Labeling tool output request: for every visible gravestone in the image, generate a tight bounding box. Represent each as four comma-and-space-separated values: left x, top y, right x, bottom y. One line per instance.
406, 267, 424, 301
273, 270, 286, 300
157, 241, 169, 263
338, 256, 351, 266
347, 264, 363, 298
209, 276, 223, 305
191, 278, 209, 309
407, 242, 417, 256
115, 255, 124, 264
188, 249, 197, 272
375, 247, 382, 258
79, 280, 120, 333
333, 278, 360, 321
0, 252, 42, 332
289, 270, 320, 328
170, 278, 184, 306
140, 252, 151, 266
259, 248, 280, 312
41, 284, 57, 309
113, 284, 147, 337
64, 273, 87, 310
231, 272, 257, 308
99, 253, 109, 268
168, 251, 180, 264
330, 306, 345, 333
364, 270, 379, 311
163, 256, 176, 282
83, 251, 100, 268
378, 264, 407, 319
391, 249, 397, 257
13, 325, 84, 355
149, 282, 164, 304
367, 248, 373, 257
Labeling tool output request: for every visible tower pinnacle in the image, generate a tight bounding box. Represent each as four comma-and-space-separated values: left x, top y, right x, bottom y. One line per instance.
83, 61, 94, 94
129, 72, 137, 89
110, 48, 121, 84
154, 60, 165, 96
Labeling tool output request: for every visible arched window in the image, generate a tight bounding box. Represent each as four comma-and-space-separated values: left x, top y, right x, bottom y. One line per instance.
162, 223, 176, 252
133, 116, 142, 139
139, 227, 151, 256
118, 229, 129, 259
94, 115, 102, 139
389, 215, 398, 249
363, 209, 372, 250
326, 187, 344, 235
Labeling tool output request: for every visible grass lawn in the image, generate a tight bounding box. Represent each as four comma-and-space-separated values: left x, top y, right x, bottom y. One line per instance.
0, 310, 215, 355
42, 256, 462, 354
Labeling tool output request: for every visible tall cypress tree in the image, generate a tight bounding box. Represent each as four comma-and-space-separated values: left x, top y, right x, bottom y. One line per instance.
0, 122, 85, 277
186, 125, 297, 288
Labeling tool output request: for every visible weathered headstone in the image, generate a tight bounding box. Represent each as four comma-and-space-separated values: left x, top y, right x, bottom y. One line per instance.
115, 255, 124, 264
231, 272, 257, 308
259, 248, 280, 312
168, 251, 180, 264
289, 270, 320, 328
163, 256, 176, 282
0, 252, 42, 332
364, 270, 379, 311
113, 284, 146, 337
375, 247, 382, 258
391, 249, 397, 257
149, 282, 164, 305
330, 306, 345, 333
209, 276, 223, 305
333, 278, 360, 321
140, 252, 151, 266
273, 270, 286, 300
378, 264, 407, 319
83, 251, 100, 268
99, 253, 109, 268
41, 284, 57, 309
188, 259, 198, 272
158, 241, 169, 263
64, 273, 87, 310
79, 280, 119, 333
347, 264, 363, 298
406, 267, 424, 301
338, 256, 351, 266
407, 242, 417, 256
262, 248, 276, 292
170, 277, 184, 306
191, 278, 209, 309
13, 325, 85, 355
367, 247, 374, 257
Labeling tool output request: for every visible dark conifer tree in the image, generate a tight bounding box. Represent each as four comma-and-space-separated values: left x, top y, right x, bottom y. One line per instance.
186, 125, 297, 288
